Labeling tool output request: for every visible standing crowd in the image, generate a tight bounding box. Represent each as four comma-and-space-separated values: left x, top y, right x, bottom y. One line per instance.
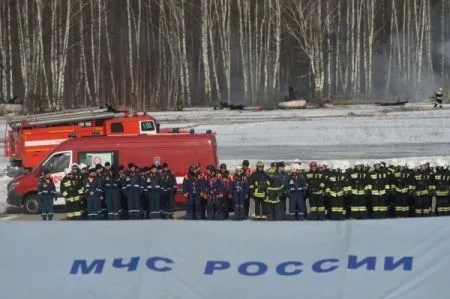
38, 162, 177, 221
37, 158, 450, 221
182, 159, 450, 221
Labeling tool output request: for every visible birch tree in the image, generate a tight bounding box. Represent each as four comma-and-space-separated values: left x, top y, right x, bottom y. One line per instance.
286, 0, 335, 103
0, 2, 7, 101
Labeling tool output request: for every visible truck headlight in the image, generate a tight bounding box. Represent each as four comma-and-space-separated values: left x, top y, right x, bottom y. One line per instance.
7, 182, 19, 192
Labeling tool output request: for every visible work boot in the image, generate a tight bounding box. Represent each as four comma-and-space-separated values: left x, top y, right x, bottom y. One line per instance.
41, 215, 47, 221
48, 214, 54, 221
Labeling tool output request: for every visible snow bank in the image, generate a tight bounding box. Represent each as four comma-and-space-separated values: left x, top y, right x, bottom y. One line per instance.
0, 175, 11, 214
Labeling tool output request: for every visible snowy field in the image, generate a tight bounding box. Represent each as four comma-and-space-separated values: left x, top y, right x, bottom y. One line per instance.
1, 103, 450, 214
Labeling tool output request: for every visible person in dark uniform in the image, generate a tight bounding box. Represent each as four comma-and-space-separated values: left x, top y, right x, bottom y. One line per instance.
433, 88, 444, 108
61, 168, 79, 220
122, 163, 142, 220
249, 161, 270, 220
84, 168, 102, 220
103, 162, 122, 220
143, 165, 162, 219
242, 160, 253, 217
37, 169, 56, 221
183, 164, 203, 220
286, 164, 308, 220
160, 163, 177, 219
231, 166, 250, 220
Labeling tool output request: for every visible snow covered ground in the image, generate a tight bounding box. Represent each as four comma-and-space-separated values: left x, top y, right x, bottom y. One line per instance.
1, 104, 450, 214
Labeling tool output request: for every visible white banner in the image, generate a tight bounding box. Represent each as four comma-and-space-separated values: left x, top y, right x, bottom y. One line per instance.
0, 218, 449, 299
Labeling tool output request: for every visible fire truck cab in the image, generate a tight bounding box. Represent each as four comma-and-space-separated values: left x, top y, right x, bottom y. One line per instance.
4, 107, 161, 175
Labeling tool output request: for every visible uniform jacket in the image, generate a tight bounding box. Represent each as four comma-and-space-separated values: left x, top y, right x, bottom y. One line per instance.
161, 170, 177, 194
287, 172, 308, 196
231, 174, 249, 195
266, 177, 283, 204
249, 170, 271, 199
60, 175, 80, 199
103, 170, 121, 190
203, 173, 224, 200
37, 177, 56, 200
122, 171, 142, 194
83, 176, 102, 199
142, 173, 162, 193
182, 173, 203, 198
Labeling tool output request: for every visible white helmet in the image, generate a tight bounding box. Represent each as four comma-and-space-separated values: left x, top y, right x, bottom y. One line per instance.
235, 165, 243, 172
408, 161, 417, 169
354, 161, 362, 167
293, 159, 301, 165
64, 168, 71, 175
78, 163, 87, 169
284, 165, 292, 173
292, 163, 301, 171
71, 163, 79, 168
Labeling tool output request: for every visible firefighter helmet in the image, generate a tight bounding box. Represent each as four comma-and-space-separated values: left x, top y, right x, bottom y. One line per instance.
78, 163, 87, 169
64, 168, 71, 175
292, 163, 301, 171
220, 163, 227, 169
309, 161, 318, 169
267, 168, 276, 175
256, 161, 264, 168
284, 165, 292, 173
235, 165, 243, 172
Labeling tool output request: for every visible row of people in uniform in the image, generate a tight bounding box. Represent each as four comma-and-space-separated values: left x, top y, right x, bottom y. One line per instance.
38, 158, 449, 221
182, 161, 307, 221
250, 159, 450, 221
183, 159, 450, 221
39, 162, 178, 221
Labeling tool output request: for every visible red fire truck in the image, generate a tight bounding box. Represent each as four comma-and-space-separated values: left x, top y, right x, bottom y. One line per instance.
4, 107, 185, 173
7, 132, 218, 214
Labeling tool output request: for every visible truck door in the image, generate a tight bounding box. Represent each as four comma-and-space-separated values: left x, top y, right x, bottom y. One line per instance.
41, 151, 72, 194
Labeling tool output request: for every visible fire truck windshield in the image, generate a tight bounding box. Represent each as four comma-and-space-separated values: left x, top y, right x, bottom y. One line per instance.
40, 152, 71, 174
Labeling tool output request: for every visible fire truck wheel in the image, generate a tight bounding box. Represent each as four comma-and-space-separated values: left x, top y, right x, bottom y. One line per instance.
24, 194, 41, 214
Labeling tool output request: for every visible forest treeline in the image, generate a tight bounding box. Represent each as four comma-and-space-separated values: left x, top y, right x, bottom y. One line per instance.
0, 0, 449, 111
